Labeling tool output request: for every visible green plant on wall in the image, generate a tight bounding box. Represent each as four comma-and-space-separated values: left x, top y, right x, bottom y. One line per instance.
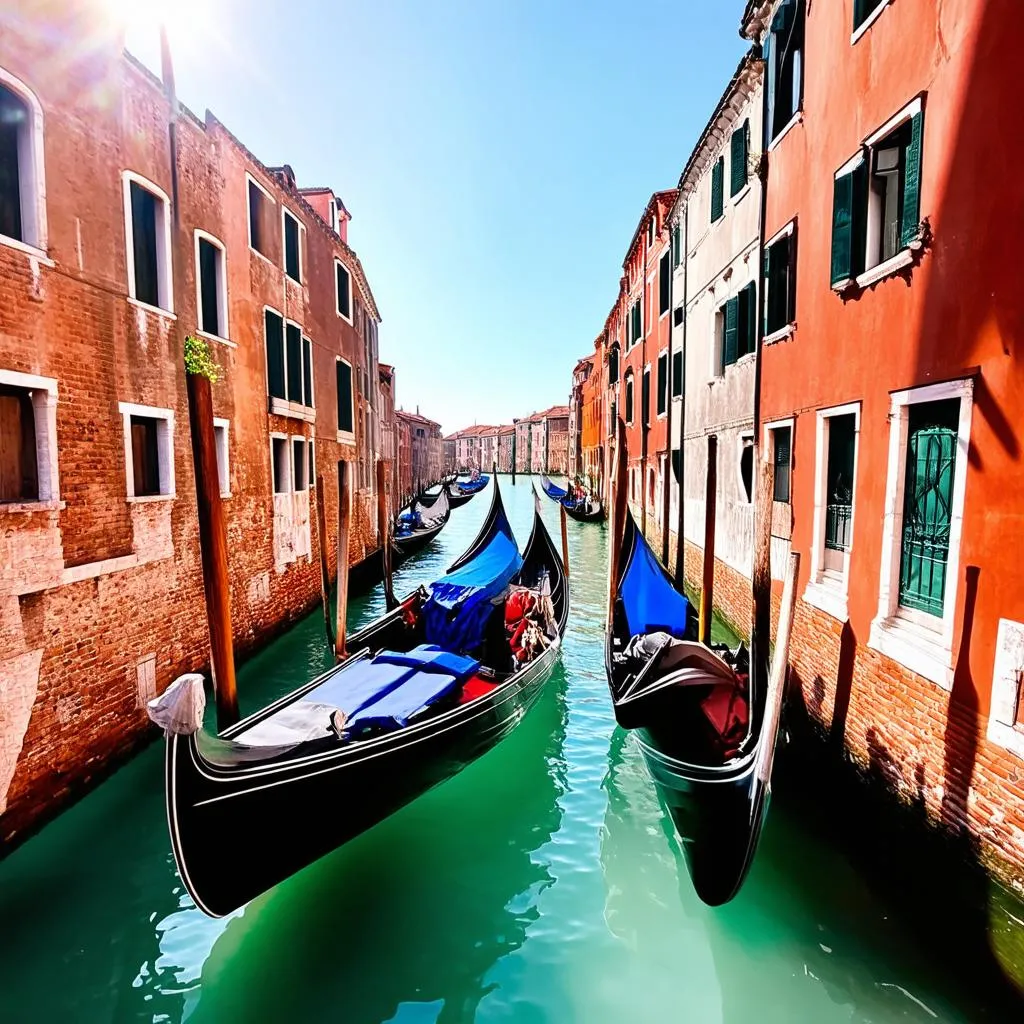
184, 334, 222, 382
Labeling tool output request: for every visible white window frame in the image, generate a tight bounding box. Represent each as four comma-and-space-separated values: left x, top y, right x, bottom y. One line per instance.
334, 258, 354, 324
868, 377, 974, 689
122, 171, 174, 316
336, 355, 356, 444
213, 417, 230, 497
851, 0, 894, 45
802, 404, 860, 622
736, 433, 754, 505
193, 230, 231, 345
0, 67, 48, 258
328, 197, 338, 234
246, 172, 275, 263
270, 432, 290, 495
0, 368, 59, 507
118, 401, 175, 501
281, 206, 304, 283
711, 305, 726, 381
656, 348, 669, 419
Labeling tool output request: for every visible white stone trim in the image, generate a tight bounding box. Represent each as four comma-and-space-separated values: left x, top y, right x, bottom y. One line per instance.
765, 218, 796, 249
851, 0, 894, 44
121, 171, 174, 313
269, 431, 290, 494
767, 110, 802, 153
118, 401, 175, 499
868, 377, 974, 689
0, 66, 48, 252
988, 618, 1024, 758
863, 96, 923, 148
805, 402, 860, 622
855, 247, 914, 289
0, 367, 59, 502
764, 323, 795, 345
835, 151, 866, 180
290, 433, 310, 492
213, 417, 230, 497
193, 229, 230, 341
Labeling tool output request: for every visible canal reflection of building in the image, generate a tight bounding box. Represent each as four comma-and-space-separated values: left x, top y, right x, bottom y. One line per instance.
174, 669, 568, 1023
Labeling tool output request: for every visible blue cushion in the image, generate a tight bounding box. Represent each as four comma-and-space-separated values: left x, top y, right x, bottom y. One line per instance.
373, 645, 480, 682
299, 660, 412, 717
345, 670, 460, 735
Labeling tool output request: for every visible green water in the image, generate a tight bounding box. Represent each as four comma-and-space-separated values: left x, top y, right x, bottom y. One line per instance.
1, 477, 1021, 1022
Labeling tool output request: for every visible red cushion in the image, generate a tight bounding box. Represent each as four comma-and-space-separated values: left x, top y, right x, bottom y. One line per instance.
459, 675, 499, 704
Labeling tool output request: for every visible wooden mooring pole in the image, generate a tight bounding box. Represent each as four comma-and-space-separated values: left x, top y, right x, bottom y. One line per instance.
335, 459, 352, 661
376, 458, 397, 612
185, 371, 238, 731
607, 418, 629, 625
560, 502, 571, 578
314, 472, 335, 651
699, 434, 718, 646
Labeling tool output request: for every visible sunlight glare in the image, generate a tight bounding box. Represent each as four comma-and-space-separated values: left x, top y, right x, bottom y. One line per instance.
103, 0, 214, 60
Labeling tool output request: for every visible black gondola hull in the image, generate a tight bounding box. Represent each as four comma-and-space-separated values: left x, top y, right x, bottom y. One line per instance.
563, 502, 603, 523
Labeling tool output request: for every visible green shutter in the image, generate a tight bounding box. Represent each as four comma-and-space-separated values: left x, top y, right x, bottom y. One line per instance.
302, 336, 313, 408
711, 157, 724, 223
900, 111, 924, 248
265, 311, 285, 400
831, 160, 866, 286
672, 223, 681, 267
336, 360, 353, 432
730, 120, 749, 197
657, 354, 667, 415
763, 33, 776, 148
659, 252, 671, 314
672, 349, 683, 397
772, 0, 795, 31
723, 296, 739, 368
286, 323, 302, 403
741, 282, 757, 356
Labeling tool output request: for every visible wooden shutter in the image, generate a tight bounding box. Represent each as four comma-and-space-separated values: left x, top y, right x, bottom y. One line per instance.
738, 282, 757, 356
336, 262, 351, 318
710, 157, 724, 222
285, 323, 302, 402
773, 426, 792, 502
763, 33, 776, 148
657, 354, 667, 415
730, 120, 749, 197
659, 252, 671, 314
672, 350, 683, 397
198, 239, 219, 336
900, 111, 924, 248
302, 336, 313, 408
831, 160, 865, 286
130, 182, 159, 307
641, 370, 650, 425
336, 360, 353, 432
723, 297, 739, 368
248, 181, 263, 253
265, 310, 286, 400
0, 387, 37, 501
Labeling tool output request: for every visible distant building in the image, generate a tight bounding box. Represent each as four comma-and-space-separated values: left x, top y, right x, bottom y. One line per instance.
496, 425, 515, 473
396, 409, 443, 499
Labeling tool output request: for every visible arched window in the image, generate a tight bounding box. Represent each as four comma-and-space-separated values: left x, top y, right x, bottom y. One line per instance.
0, 70, 46, 251
624, 371, 634, 424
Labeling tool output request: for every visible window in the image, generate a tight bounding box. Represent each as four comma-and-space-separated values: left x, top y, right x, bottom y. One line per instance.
673, 306, 683, 328
671, 447, 681, 483
831, 101, 924, 287
271, 435, 289, 494
195, 232, 227, 339
657, 352, 668, 416
730, 119, 749, 197
641, 367, 651, 426
671, 223, 681, 268
739, 435, 754, 503
123, 173, 172, 312
824, 415, 856, 564
265, 309, 285, 400
608, 344, 619, 384
627, 300, 642, 348
336, 358, 354, 438
710, 156, 725, 223
764, 224, 797, 335
213, 419, 230, 497
0, 385, 38, 501
119, 402, 174, 499
854, 0, 888, 32
328, 198, 338, 233
286, 322, 302, 405
765, 0, 805, 145
659, 252, 671, 315
624, 372, 634, 425
292, 437, 309, 491
247, 175, 273, 258
264, 310, 313, 412
718, 283, 757, 373
772, 426, 792, 503
647, 218, 655, 246
672, 350, 683, 398
609, 400, 617, 431
335, 259, 352, 322
282, 209, 302, 282
0, 75, 45, 250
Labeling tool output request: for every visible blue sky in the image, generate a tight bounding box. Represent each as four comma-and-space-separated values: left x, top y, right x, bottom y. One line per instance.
131, 0, 747, 434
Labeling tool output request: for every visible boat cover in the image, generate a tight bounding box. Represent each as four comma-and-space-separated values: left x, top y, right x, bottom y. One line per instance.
620, 519, 691, 639
422, 508, 522, 653
457, 475, 489, 494
541, 475, 567, 500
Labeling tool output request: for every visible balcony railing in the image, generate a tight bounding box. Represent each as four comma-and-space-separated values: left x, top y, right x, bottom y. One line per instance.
824, 503, 852, 552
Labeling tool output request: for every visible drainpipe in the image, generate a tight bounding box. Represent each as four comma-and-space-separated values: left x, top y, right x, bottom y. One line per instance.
674, 200, 690, 588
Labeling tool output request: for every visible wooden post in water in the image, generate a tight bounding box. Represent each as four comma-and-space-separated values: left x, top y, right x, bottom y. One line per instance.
607, 418, 629, 625
376, 458, 397, 611
511, 420, 518, 485
185, 371, 238, 731
314, 472, 335, 651
335, 460, 352, 661
752, 456, 775, 683
560, 502, 570, 578
699, 434, 718, 646
756, 550, 800, 785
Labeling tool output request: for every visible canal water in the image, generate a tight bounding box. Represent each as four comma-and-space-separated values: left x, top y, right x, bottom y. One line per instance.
1, 477, 1021, 1023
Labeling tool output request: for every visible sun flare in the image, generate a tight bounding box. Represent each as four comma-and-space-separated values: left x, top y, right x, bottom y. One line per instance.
102, 0, 213, 57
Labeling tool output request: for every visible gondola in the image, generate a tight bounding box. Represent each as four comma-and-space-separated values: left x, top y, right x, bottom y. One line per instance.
539, 474, 567, 501
539, 474, 603, 523
153, 480, 568, 917
604, 508, 781, 907
393, 485, 451, 557
453, 473, 489, 496
420, 479, 478, 511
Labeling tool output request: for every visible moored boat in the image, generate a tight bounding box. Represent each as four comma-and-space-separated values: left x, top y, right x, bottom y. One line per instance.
539, 474, 603, 523
154, 481, 568, 917
393, 485, 451, 557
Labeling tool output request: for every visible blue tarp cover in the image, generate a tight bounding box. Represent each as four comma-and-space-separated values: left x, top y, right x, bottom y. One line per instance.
620, 521, 691, 638
299, 660, 411, 717
542, 476, 567, 500
457, 475, 489, 494
422, 509, 522, 652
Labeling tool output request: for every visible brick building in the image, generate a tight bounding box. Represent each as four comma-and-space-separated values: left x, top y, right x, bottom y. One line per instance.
496, 425, 515, 473
0, 8, 395, 844
514, 417, 534, 474
396, 409, 443, 501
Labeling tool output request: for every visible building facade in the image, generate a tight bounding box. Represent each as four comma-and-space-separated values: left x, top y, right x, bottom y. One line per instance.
0, 8, 395, 844
496, 425, 515, 473
396, 409, 442, 499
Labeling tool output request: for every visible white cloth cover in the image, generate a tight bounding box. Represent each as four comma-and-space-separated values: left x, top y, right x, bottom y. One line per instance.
147, 673, 206, 735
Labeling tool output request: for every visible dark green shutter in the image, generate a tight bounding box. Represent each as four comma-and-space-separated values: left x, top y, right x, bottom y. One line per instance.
742, 282, 757, 356
831, 160, 866, 286
711, 157, 724, 222
772, 0, 795, 31
773, 426, 792, 503
286, 323, 302, 403
659, 252, 671, 314
671, 223, 681, 267
723, 296, 739, 368
900, 111, 924, 248
641, 370, 650, 425
336, 360, 353, 432
625, 377, 634, 423
763, 33, 776, 148
302, 336, 313, 408
657, 354, 667, 415
265, 310, 285, 400
730, 120, 749, 197
672, 350, 683, 397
